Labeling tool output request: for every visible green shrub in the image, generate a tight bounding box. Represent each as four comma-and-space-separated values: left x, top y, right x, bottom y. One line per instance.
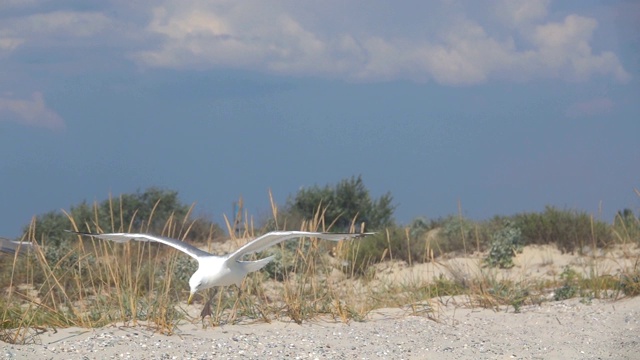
261, 239, 311, 281
512, 206, 612, 253
408, 217, 430, 239
429, 215, 496, 256
343, 230, 399, 275
428, 215, 474, 256
284, 175, 395, 232
484, 220, 523, 269
171, 252, 199, 285
341, 223, 445, 276
21, 187, 221, 247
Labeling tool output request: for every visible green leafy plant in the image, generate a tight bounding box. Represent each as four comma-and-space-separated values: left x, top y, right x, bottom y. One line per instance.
484, 220, 523, 269
554, 266, 579, 301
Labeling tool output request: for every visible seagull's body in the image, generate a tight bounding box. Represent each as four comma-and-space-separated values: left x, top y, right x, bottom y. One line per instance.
67, 230, 372, 305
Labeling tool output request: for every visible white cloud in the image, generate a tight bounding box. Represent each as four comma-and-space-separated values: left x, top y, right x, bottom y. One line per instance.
0, 92, 65, 130
420, 20, 517, 85
129, 1, 631, 85
531, 15, 631, 82
0, 1, 632, 85
134, 5, 355, 76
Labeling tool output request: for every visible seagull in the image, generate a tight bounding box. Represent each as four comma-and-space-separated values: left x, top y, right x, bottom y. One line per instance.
67, 230, 372, 308
0, 238, 34, 256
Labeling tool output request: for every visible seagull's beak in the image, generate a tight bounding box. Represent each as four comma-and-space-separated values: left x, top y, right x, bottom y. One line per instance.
188, 293, 194, 305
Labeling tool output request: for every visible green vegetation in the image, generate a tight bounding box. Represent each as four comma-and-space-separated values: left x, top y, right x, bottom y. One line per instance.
23, 187, 222, 248
613, 208, 640, 244
284, 175, 395, 231
512, 206, 613, 253
484, 220, 523, 269
1, 179, 639, 344
554, 266, 580, 301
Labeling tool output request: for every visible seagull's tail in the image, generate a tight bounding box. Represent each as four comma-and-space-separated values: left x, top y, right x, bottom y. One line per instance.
239, 255, 275, 274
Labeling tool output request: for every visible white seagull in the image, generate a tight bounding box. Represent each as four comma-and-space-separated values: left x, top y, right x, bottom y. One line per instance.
67, 230, 372, 305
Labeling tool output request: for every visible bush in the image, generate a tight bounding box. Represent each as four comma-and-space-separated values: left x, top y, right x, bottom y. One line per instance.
341, 223, 447, 276
341, 230, 396, 275
484, 220, 523, 269
261, 239, 311, 281
21, 187, 221, 247
285, 175, 395, 232
408, 217, 430, 239
512, 206, 612, 253
429, 215, 496, 256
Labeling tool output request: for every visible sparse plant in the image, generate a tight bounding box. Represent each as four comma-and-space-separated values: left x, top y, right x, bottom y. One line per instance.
487, 281, 530, 313
613, 208, 640, 245
554, 266, 579, 301
619, 265, 640, 296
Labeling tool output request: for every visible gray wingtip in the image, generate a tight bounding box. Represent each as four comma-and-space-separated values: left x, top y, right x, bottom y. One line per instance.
66, 230, 94, 236
352, 232, 376, 237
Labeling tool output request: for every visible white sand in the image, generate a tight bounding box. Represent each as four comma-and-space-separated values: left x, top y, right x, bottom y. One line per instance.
3, 296, 639, 359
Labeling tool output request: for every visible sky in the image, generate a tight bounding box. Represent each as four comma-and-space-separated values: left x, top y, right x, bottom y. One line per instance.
1, 0, 639, 239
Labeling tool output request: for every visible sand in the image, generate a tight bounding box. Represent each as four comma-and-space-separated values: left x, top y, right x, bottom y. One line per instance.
2, 296, 638, 359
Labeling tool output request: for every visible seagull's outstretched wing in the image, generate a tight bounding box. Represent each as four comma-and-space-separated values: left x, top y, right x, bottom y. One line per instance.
66, 231, 213, 260
0, 238, 33, 256
228, 231, 373, 261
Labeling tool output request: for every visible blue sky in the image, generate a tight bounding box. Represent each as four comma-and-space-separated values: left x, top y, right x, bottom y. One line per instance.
1, 0, 639, 238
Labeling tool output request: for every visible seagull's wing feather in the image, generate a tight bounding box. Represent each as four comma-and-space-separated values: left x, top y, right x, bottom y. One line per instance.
0, 238, 33, 255
228, 231, 373, 261
66, 231, 212, 260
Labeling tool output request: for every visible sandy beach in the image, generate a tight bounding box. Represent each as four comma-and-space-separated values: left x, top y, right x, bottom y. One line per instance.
2, 295, 638, 359
3, 243, 640, 359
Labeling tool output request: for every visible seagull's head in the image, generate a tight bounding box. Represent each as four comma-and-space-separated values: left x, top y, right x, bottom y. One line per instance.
188, 273, 203, 305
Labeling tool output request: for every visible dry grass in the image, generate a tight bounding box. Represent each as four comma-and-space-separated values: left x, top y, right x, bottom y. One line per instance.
1, 194, 639, 344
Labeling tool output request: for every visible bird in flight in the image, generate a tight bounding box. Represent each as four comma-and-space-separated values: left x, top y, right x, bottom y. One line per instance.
67, 230, 372, 316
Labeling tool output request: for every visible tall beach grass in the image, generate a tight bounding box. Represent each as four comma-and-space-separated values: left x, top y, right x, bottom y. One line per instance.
1, 193, 639, 344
